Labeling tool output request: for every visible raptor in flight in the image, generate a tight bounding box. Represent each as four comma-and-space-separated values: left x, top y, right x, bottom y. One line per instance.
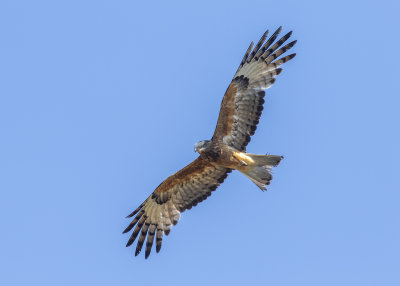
123, 27, 296, 258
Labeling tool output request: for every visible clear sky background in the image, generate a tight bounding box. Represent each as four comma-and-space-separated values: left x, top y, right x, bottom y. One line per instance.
1, 0, 399, 285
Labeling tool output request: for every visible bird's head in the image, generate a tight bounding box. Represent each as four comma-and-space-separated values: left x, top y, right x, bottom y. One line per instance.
194, 140, 210, 154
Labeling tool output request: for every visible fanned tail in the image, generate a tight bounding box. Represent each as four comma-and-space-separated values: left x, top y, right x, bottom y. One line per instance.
237, 154, 283, 190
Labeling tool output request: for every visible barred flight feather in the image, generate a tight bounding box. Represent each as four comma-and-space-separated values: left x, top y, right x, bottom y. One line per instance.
236, 42, 254, 73
145, 224, 156, 258
247, 29, 269, 63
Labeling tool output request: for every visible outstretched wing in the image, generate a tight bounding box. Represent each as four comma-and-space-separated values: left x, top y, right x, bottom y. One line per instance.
212, 27, 296, 151
123, 157, 231, 258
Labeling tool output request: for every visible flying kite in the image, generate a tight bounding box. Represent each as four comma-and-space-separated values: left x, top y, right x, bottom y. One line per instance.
123, 27, 296, 258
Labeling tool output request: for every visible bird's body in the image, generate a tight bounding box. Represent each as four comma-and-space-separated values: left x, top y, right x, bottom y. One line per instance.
195, 140, 237, 167
124, 27, 297, 258
195, 139, 283, 187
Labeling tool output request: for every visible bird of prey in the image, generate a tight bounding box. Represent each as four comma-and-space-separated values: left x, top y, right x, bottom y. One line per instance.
123, 27, 296, 258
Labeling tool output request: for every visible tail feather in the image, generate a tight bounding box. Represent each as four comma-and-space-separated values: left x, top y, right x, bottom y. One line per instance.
238, 154, 283, 190
246, 154, 283, 166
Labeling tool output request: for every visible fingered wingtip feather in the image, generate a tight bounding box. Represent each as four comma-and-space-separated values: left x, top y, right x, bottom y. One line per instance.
135, 240, 145, 256
145, 250, 151, 259
126, 204, 144, 218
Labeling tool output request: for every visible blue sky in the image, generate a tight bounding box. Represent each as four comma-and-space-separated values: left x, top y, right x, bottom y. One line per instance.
1, 0, 399, 285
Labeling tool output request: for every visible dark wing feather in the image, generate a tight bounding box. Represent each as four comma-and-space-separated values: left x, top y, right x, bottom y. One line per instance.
213, 27, 296, 151
123, 157, 231, 258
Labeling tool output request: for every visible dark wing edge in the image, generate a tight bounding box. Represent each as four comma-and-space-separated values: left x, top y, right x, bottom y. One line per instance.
213, 27, 296, 151
123, 157, 231, 259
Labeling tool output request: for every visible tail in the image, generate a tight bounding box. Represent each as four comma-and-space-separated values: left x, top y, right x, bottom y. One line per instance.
236, 153, 283, 191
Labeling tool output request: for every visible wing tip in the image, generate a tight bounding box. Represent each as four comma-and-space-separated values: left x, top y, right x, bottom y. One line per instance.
126, 238, 134, 247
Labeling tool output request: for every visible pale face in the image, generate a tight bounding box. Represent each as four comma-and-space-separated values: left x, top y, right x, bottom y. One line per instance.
194, 140, 210, 153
